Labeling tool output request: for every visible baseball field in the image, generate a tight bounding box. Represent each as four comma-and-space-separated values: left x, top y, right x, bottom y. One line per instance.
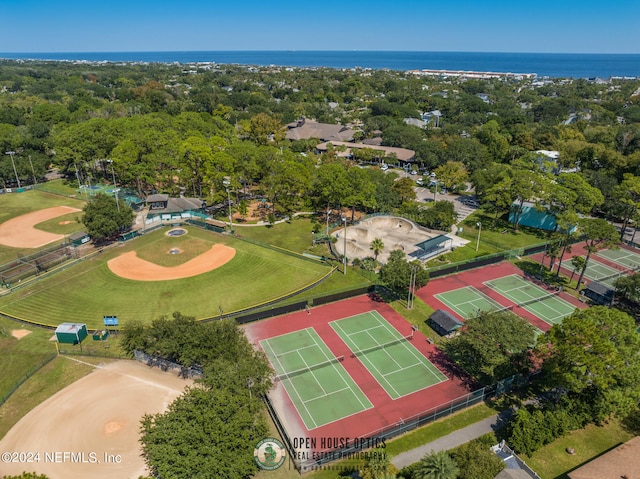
0, 223, 332, 329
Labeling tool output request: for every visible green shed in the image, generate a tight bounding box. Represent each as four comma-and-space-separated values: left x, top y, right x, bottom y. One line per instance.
69, 231, 90, 247
55, 323, 88, 345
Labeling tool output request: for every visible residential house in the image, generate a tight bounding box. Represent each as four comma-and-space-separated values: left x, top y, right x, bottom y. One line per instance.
285, 118, 356, 142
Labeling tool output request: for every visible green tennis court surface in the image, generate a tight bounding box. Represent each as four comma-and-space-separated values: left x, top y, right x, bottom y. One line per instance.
435, 286, 504, 319
330, 311, 447, 399
484, 274, 576, 325
260, 328, 372, 430
580, 258, 623, 287
597, 248, 640, 271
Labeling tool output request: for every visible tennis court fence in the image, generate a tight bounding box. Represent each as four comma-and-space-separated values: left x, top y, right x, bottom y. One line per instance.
266, 373, 528, 472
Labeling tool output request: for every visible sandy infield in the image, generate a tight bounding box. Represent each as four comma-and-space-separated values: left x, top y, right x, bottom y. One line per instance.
0, 359, 193, 479
108, 244, 236, 281
0, 206, 81, 248
10, 329, 32, 340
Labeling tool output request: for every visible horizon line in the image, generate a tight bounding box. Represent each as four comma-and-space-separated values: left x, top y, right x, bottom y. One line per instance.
1, 49, 639, 56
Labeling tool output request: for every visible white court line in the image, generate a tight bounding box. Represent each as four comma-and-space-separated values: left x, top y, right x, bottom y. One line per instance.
332, 318, 402, 398
370, 310, 447, 385
304, 328, 370, 411
261, 336, 318, 429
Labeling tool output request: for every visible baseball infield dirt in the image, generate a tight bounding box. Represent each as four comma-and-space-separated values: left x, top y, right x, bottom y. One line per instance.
0, 359, 192, 479
0, 206, 81, 248
107, 244, 236, 281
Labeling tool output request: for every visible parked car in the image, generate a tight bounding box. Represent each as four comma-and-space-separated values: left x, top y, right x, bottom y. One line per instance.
381, 164, 389, 171
416, 178, 424, 186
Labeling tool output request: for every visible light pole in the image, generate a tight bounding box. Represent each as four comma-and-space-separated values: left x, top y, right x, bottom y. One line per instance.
107, 160, 120, 213
28, 155, 37, 185
326, 209, 331, 236
476, 222, 482, 252
4, 151, 20, 188
223, 176, 233, 233
342, 216, 347, 275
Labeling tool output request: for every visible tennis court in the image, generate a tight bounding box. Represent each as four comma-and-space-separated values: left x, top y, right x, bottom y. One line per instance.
435, 286, 504, 319
330, 311, 447, 399
581, 258, 623, 286
484, 274, 576, 325
260, 328, 372, 430
597, 248, 640, 271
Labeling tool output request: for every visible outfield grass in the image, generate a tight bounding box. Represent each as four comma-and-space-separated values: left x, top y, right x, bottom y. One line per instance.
0, 226, 332, 329
33, 211, 84, 235
0, 317, 57, 402
0, 189, 86, 265
234, 216, 320, 254
525, 420, 632, 479
0, 355, 104, 440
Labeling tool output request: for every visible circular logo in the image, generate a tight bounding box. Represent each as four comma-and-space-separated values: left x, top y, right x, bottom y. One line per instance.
254, 437, 287, 470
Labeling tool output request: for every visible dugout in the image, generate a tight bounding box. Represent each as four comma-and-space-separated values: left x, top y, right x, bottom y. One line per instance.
69, 231, 90, 247
55, 323, 88, 345
428, 310, 463, 336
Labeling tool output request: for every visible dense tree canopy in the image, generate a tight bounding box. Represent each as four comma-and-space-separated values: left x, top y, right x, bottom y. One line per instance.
122, 313, 272, 479
81, 193, 134, 241
444, 310, 537, 385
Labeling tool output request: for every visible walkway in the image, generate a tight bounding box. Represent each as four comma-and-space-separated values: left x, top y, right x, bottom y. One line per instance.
391, 409, 513, 469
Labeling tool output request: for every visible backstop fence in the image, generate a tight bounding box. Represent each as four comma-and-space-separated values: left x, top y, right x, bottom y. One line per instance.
133, 349, 203, 379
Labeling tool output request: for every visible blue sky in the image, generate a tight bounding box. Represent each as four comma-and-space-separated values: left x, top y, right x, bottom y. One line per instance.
1, 0, 638, 53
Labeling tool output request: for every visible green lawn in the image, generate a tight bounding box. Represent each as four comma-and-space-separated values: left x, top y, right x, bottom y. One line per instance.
0, 317, 57, 403
0, 226, 332, 329
234, 216, 320, 254
526, 420, 632, 479
0, 189, 87, 265
0, 355, 105, 440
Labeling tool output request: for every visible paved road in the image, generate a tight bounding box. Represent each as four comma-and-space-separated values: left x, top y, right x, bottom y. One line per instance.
391, 409, 513, 469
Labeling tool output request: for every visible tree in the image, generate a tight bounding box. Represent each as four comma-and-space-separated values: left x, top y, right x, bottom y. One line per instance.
140, 384, 268, 479
134, 314, 273, 478
418, 201, 458, 230
413, 450, 459, 479
574, 218, 619, 289
569, 255, 585, 284
391, 177, 417, 203
444, 310, 537, 384
361, 448, 398, 479
614, 273, 640, 305
433, 161, 468, 192
82, 193, 134, 242
612, 173, 640, 240
539, 307, 640, 421
451, 440, 504, 479
370, 238, 385, 260
379, 250, 428, 294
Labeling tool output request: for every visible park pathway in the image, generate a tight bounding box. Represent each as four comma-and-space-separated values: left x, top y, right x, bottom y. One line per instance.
391, 410, 513, 469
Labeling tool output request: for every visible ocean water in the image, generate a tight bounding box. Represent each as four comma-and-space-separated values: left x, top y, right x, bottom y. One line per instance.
1, 51, 639, 79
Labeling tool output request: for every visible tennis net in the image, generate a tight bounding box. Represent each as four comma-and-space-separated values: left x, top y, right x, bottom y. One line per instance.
274, 355, 344, 382
495, 289, 562, 313
350, 335, 413, 358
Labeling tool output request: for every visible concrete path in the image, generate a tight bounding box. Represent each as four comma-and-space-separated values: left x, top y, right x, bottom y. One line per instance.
391, 410, 513, 469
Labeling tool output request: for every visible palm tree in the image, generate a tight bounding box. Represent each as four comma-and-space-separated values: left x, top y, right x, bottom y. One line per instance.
413, 450, 459, 479
370, 238, 385, 261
